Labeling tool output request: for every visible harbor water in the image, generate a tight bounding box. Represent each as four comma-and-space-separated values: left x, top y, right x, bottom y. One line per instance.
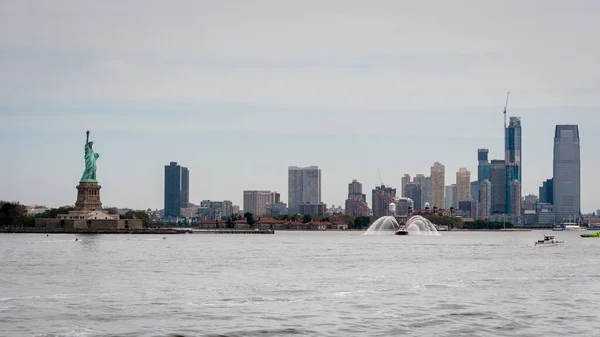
1, 231, 600, 336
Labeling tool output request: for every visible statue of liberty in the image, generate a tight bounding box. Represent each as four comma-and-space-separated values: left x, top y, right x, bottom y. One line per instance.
81, 130, 100, 182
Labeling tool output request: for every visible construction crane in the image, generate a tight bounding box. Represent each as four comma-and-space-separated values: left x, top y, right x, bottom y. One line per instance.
378, 168, 384, 186
503, 91, 510, 128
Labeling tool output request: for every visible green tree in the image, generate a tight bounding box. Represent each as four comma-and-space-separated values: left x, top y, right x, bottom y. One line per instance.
0, 201, 27, 227
302, 214, 312, 223
39, 206, 75, 219
244, 212, 256, 227
123, 210, 150, 227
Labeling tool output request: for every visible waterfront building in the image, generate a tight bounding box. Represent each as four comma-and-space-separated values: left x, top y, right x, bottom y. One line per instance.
479, 179, 492, 218
490, 160, 507, 214
164, 161, 189, 218
445, 184, 457, 210
405, 183, 423, 211
299, 202, 327, 215
456, 168, 471, 203
288, 166, 322, 215
522, 194, 538, 212
553, 125, 581, 224
539, 178, 554, 204
458, 200, 478, 218
431, 162, 445, 209
396, 198, 414, 216
266, 202, 288, 216
198, 200, 233, 220
401, 174, 411, 198
243, 190, 278, 216
536, 203, 555, 225
507, 180, 521, 215
372, 185, 397, 217
345, 179, 369, 216
478, 148, 491, 182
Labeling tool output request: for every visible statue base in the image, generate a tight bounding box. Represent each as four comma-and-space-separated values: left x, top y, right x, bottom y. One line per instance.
75, 181, 103, 212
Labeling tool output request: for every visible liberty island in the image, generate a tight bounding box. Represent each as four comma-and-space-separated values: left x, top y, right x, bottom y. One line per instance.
33, 131, 143, 231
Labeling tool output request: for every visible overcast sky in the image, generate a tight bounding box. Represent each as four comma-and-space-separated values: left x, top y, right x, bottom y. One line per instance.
1, 0, 599, 212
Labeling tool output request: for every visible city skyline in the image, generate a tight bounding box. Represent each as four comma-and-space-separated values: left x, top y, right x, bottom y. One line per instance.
1, 1, 600, 212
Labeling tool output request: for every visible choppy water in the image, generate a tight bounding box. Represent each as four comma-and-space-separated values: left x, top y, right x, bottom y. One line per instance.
1, 231, 600, 337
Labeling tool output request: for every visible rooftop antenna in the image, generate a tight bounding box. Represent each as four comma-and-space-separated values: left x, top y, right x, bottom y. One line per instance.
503, 91, 510, 128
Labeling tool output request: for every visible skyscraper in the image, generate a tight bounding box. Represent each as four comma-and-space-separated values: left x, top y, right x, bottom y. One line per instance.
445, 184, 457, 210
456, 168, 471, 203
401, 174, 411, 197
164, 162, 189, 218
371, 185, 396, 217
479, 179, 492, 218
553, 125, 581, 224
490, 160, 506, 214
505, 117, 522, 182
413, 174, 428, 208
288, 166, 322, 214
507, 180, 521, 215
345, 179, 370, 216
539, 178, 554, 204
478, 149, 491, 182
405, 183, 423, 211
431, 162, 445, 209
180, 167, 189, 208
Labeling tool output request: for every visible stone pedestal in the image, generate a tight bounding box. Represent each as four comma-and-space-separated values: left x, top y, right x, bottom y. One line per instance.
75, 182, 103, 212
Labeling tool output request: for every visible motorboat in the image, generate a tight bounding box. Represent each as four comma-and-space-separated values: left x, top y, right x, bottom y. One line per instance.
437, 225, 449, 231
535, 235, 563, 246
580, 232, 600, 238
395, 226, 409, 235
552, 225, 564, 231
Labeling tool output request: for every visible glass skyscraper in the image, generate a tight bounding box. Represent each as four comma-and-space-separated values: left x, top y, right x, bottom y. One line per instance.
553, 125, 581, 224
164, 162, 189, 218
505, 117, 522, 182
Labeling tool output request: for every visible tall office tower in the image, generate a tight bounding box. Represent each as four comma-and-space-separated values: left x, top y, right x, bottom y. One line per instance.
430, 162, 445, 209
445, 185, 457, 210
164, 161, 189, 218
539, 178, 554, 204
507, 180, 521, 215
413, 174, 428, 206
505, 117, 522, 182
180, 167, 189, 208
405, 183, 423, 211
479, 179, 492, 218
401, 174, 411, 197
478, 149, 491, 182
456, 168, 471, 203
288, 166, 322, 214
371, 185, 397, 217
243, 190, 274, 216
490, 160, 507, 213
471, 181, 480, 205
424, 177, 432, 204
553, 125, 581, 224
345, 179, 369, 216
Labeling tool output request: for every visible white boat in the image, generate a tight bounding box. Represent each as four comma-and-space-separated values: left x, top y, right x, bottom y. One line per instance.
535, 235, 563, 247
561, 216, 584, 230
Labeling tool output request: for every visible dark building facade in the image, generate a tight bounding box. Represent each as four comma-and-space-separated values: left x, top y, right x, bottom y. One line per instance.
505, 117, 522, 183
477, 148, 491, 182
404, 183, 423, 211
539, 178, 554, 204
490, 159, 506, 214
164, 162, 188, 218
